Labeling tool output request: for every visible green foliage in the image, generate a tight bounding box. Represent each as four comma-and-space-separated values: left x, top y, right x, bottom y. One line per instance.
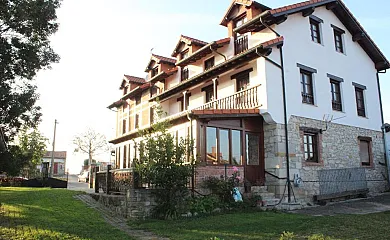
0, 127, 47, 177
280, 231, 296, 240
134, 103, 195, 219
308, 234, 335, 240
201, 169, 241, 208
187, 195, 220, 215
0, 0, 62, 139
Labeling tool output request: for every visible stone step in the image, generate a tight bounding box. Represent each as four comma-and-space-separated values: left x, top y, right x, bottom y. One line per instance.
250, 186, 268, 193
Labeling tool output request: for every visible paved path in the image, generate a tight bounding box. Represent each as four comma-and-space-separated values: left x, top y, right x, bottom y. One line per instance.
74, 194, 169, 240
292, 193, 390, 216
67, 174, 95, 193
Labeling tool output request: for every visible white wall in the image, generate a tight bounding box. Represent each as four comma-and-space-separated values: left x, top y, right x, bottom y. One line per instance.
266, 6, 382, 131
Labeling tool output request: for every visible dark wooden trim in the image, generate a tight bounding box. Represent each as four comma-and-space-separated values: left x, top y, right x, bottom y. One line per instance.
201, 84, 214, 92
300, 127, 321, 133
358, 136, 372, 142
326, 2, 339, 10
352, 82, 367, 90
275, 15, 288, 25
331, 24, 345, 34
230, 68, 253, 80
309, 15, 324, 23
327, 73, 344, 82
297, 63, 317, 73
302, 7, 315, 17
352, 32, 365, 42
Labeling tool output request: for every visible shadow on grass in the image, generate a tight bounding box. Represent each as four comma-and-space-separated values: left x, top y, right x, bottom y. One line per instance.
0, 187, 131, 240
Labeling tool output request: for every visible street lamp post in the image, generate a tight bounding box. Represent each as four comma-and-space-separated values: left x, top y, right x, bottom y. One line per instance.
50, 119, 58, 177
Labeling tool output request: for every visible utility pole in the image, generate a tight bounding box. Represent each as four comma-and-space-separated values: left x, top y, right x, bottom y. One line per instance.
50, 119, 58, 177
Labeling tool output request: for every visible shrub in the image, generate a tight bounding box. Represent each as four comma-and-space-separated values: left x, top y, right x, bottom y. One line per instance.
187, 195, 220, 215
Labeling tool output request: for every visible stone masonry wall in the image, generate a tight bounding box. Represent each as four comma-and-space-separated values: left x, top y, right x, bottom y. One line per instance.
264, 115, 388, 202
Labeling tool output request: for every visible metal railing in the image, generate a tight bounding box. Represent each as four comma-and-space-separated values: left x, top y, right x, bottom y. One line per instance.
234, 35, 248, 55
193, 84, 260, 111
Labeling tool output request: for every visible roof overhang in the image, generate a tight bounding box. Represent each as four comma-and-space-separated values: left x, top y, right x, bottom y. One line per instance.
148, 68, 178, 84
171, 35, 207, 57
145, 54, 176, 72
234, 0, 389, 71
150, 37, 284, 102
176, 38, 231, 67
220, 0, 271, 27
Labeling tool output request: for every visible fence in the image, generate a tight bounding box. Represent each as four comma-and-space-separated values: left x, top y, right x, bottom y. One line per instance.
316, 167, 368, 201
95, 166, 136, 194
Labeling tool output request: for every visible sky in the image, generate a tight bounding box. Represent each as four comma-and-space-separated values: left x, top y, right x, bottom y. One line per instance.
34, 0, 390, 174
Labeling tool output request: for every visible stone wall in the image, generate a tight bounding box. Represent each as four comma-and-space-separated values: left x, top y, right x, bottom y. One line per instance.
89, 188, 156, 219
264, 115, 388, 202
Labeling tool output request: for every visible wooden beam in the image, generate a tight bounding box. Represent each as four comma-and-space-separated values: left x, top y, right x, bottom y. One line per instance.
352, 32, 365, 42
302, 7, 315, 17
326, 2, 339, 10
275, 15, 288, 25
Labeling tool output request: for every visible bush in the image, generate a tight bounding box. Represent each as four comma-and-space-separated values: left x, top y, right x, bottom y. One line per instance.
187, 195, 220, 215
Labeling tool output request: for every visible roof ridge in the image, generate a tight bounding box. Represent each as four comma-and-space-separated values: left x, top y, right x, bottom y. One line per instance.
181, 35, 208, 45
151, 54, 176, 63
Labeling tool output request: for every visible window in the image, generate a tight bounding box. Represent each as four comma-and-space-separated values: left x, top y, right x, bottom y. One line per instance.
135, 95, 141, 105
202, 85, 214, 103
330, 80, 342, 111
206, 127, 217, 165
181, 49, 189, 59
301, 70, 314, 104
123, 145, 127, 169
150, 107, 154, 124
310, 18, 321, 44
334, 30, 344, 53
128, 144, 131, 168
236, 73, 250, 92
135, 114, 139, 128
246, 133, 259, 166
204, 57, 215, 71
355, 87, 366, 117
204, 126, 243, 166
150, 86, 159, 97
181, 67, 189, 81
359, 137, 372, 167
122, 119, 126, 134
123, 86, 128, 95
303, 132, 318, 163
151, 67, 159, 77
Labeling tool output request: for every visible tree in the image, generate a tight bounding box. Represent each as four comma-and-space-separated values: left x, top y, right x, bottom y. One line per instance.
0, 0, 62, 140
135, 104, 195, 219
73, 129, 108, 168
0, 127, 47, 177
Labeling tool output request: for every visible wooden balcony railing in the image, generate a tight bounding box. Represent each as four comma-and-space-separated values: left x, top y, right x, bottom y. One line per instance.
234, 35, 248, 55
193, 85, 260, 111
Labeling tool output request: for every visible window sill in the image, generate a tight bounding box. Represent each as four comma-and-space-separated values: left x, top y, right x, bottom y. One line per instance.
303, 162, 324, 167
302, 102, 318, 107
311, 41, 324, 46
335, 50, 347, 56
332, 109, 344, 113
357, 115, 369, 119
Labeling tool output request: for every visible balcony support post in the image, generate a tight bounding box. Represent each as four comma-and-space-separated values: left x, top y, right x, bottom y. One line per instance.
212, 77, 218, 109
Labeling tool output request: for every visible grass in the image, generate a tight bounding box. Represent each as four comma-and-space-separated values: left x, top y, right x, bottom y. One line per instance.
0, 187, 132, 240
129, 209, 390, 240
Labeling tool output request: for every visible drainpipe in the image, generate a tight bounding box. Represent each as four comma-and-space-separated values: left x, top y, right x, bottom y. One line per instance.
259, 17, 292, 203
377, 70, 390, 185
210, 45, 227, 61
186, 110, 195, 196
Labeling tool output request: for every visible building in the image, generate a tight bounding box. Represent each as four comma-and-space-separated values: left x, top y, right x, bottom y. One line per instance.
40, 151, 67, 176
108, 0, 389, 202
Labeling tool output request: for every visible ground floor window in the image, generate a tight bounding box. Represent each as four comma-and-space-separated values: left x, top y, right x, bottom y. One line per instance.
204, 126, 261, 166
359, 136, 372, 167
303, 132, 318, 163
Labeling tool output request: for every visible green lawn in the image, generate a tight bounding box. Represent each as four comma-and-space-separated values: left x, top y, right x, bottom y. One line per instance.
0, 187, 132, 240
129, 210, 390, 240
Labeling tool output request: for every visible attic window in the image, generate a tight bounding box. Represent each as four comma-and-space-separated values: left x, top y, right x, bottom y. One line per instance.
151, 67, 159, 77
181, 49, 189, 60
123, 86, 128, 95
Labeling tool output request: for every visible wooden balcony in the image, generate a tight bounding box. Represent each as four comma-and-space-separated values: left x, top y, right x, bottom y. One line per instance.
234, 35, 248, 55
193, 84, 260, 111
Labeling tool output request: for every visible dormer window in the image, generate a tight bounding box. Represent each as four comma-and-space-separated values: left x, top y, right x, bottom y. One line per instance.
123, 86, 128, 95
181, 67, 189, 81
204, 57, 215, 71
181, 49, 189, 60
151, 67, 159, 77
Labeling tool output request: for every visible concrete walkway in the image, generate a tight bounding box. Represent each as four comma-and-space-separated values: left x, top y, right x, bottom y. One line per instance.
74, 194, 169, 240
291, 193, 390, 216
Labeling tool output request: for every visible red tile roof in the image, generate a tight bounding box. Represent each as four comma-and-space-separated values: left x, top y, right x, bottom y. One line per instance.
123, 75, 146, 84
269, 0, 328, 15
181, 35, 208, 46
262, 36, 284, 48
151, 54, 176, 64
